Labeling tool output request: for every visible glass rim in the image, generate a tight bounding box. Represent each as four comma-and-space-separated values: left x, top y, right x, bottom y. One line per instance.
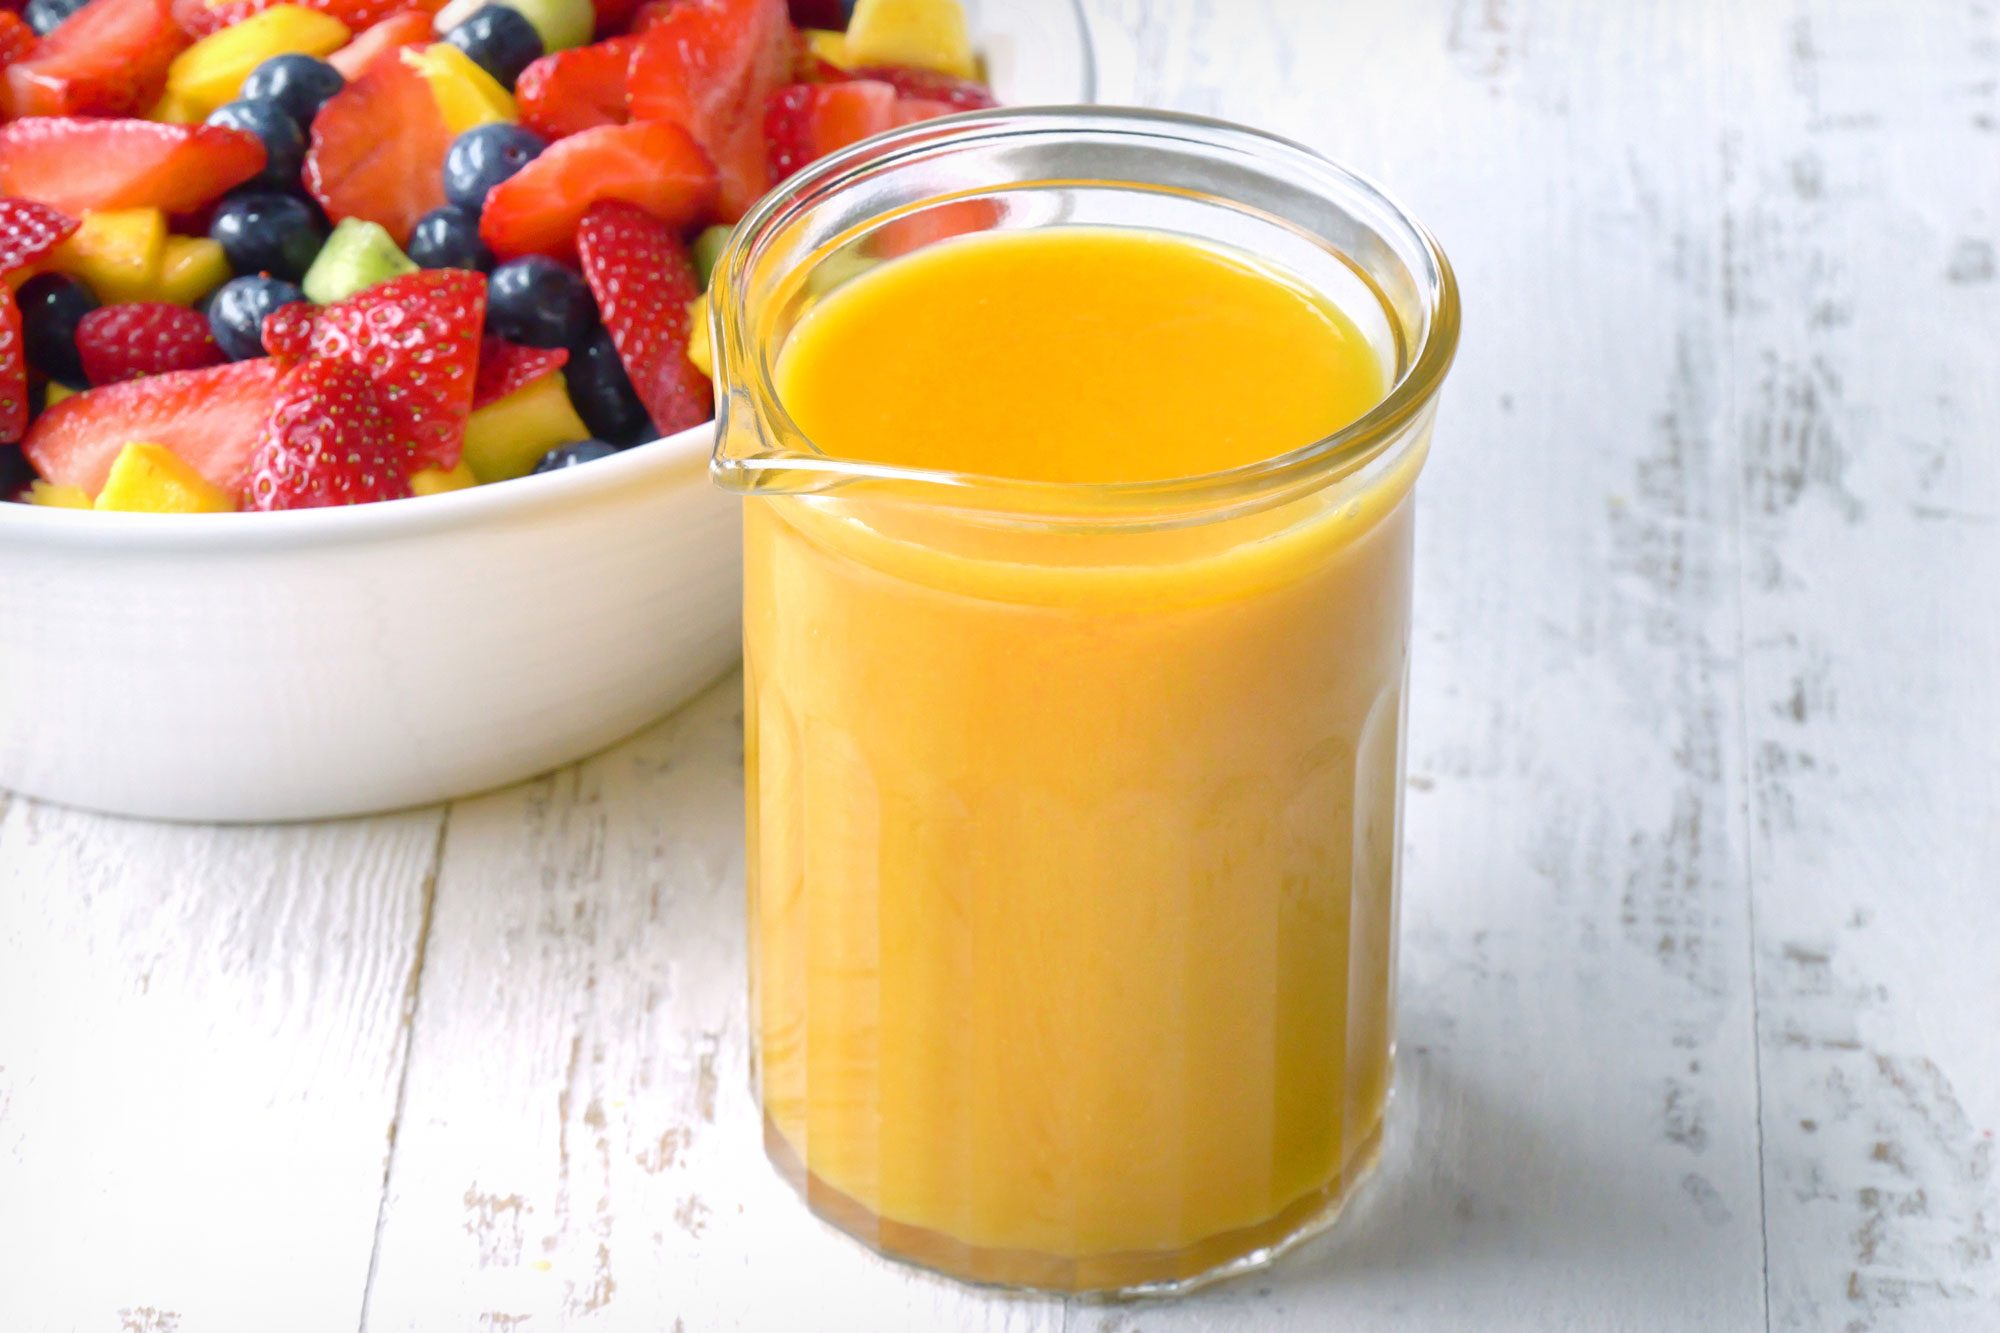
710, 105, 1461, 523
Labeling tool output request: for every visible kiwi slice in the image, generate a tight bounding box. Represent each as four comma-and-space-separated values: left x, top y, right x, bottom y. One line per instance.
302, 219, 419, 305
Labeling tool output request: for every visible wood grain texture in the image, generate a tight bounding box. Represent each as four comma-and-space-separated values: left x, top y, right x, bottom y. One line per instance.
0, 798, 441, 1333
1, 2, 1996, 1331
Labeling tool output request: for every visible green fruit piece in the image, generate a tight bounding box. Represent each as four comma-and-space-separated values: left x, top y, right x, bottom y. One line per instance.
499, 0, 591, 55
302, 218, 419, 305
461, 370, 591, 482
692, 224, 733, 290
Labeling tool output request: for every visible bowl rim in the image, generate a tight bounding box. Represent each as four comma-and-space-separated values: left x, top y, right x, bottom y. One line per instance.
0, 0, 1096, 555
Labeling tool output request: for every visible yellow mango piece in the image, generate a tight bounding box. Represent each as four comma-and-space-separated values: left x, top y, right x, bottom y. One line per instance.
404, 43, 516, 136
27, 480, 92, 509
166, 6, 351, 117
804, 29, 853, 69
410, 459, 478, 495
145, 87, 209, 124
154, 237, 233, 306
844, 0, 977, 79
49, 209, 167, 306
461, 371, 590, 483
686, 292, 712, 381
43, 381, 76, 409
94, 443, 236, 513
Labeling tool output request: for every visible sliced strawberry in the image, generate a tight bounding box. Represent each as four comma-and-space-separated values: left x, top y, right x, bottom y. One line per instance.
306, 270, 484, 468
244, 358, 410, 510
304, 50, 450, 246
889, 95, 956, 126
1, 0, 187, 119
23, 358, 294, 496
0, 288, 26, 445
847, 64, 996, 110
174, 0, 437, 40
626, 0, 789, 221
480, 121, 717, 261
764, 79, 896, 180
473, 338, 567, 409
0, 11, 37, 68
0, 199, 76, 275
0, 119, 264, 216
76, 302, 224, 385
629, 0, 686, 32
575, 200, 710, 436
261, 300, 318, 359
327, 9, 435, 79
516, 37, 635, 142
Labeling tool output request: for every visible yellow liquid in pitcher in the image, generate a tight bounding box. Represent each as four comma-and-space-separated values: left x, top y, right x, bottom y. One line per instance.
747, 226, 1417, 1288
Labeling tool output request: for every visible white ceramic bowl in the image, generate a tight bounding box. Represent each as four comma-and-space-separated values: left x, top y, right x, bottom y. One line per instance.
0, 0, 1095, 822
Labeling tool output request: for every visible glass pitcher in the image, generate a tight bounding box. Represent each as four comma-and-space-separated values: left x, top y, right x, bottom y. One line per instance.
709, 107, 1459, 1294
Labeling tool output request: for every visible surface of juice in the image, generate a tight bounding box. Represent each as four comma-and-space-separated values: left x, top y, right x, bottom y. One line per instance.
746, 225, 1422, 1289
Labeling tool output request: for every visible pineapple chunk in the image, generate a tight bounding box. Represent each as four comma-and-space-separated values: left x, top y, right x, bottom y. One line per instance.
409, 459, 478, 495
844, 0, 977, 79
27, 480, 92, 508
48, 209, 167, 305
461, 371, 591, 483
94, 443, 236, 513
155, 237, 233, 306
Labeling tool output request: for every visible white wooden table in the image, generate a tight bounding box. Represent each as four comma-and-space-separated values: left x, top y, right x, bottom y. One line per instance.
4, 2, 1997, 1329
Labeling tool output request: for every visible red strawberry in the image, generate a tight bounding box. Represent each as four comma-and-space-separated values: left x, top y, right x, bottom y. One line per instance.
480, 121, 717, 261
327, 9, 435, 79
629, 0, 686, 32
0, 119, 264, 216
305, 49, 449, 245
626, 0, 789, 221
473, 338, 567, 409
764, 79, 896, 180
76, 302, 224, 385
574, 200, 710, 436
515, 37, 635, 141
0, 288, 26, 444
244, 358, 410, 510
890, 96, 956, 126
23, 358, 294, 496
304, 270, 484, 468
174, 0, 438, 39
847, 65, 996, 110
261, 300, 318, 359
0, 199, 76, 274
1, 0, 187, 118
0, 11, 37, 68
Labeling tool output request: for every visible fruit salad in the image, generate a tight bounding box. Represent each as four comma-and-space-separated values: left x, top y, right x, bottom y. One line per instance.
0, 0, 995, 511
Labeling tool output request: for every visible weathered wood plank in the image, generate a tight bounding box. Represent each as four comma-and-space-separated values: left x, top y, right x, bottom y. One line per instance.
1726, 3, 2000, 1328
0, 798, 441, 1333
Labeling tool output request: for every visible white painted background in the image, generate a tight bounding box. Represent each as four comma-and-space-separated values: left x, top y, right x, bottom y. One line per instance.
3, 1, 1996, 1329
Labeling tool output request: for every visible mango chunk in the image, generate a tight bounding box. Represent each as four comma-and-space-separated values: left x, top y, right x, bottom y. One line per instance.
461, 371, 589, 483
155, 237, 233, 306
166, 6, 352, 118
686, 292, 712, 381
844, 0, 977, 79
94, 442, 236, 513
404, 43, 516, 135
27, 480, 92, 508
409, 459, 478, 494
804, 29, 853, 70
49, 209, 167, 306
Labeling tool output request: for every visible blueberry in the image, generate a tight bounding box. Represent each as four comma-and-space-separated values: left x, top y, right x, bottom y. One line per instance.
486, 256, 595, 349
0, 441, 33, 495
207, 275, 309, 361
239, 54, 345, 129
442, 123, 545, 212
210, 191, 328, 283
407, 206, 493, 273
565, 327, 654, 445
532, 440, 621, 473
16, 272, 98, 387
207, 99, 307, 192
443, 6, 544, 87
23, 0, 87, 36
